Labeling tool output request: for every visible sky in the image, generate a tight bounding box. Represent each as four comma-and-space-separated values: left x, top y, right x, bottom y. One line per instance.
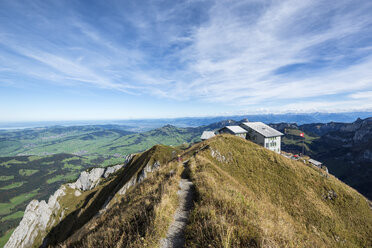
0, 0, 372, 122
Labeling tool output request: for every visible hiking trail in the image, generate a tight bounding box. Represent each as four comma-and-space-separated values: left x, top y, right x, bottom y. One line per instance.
160, 161, 194, 248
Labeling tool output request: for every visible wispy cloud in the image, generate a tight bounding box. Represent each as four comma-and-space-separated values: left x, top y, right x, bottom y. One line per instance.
350, 91, 372, 99
0, 0, 372, 115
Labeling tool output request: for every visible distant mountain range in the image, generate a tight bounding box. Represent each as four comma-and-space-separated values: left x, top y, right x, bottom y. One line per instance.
2, 111, 372, 131
270, 117, 372, 199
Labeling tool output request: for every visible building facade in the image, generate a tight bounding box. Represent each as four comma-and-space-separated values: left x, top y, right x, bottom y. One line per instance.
240, 122, 283, 153
200, 122, 283, 154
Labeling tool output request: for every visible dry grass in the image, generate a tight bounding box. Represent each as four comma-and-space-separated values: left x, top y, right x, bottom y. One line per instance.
183, 134, 372, 248
59, 160, 183, 248
41, 135, 371, 248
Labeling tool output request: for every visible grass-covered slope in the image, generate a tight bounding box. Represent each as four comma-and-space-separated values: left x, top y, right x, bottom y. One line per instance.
6, 134, 372, 247
50, 135, 372, 248
44, 144, 181, 248
0, 124, 201, 245
183, 135, 372, 247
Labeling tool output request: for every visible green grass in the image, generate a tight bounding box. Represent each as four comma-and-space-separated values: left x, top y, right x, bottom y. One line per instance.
62, 157, 81, 163
0, 181, 24, 190
46, 173, 78, 184
47, 169, 57, 175
41, 161, 54, 165
0, 159, 26, 168
0, 228, 15, 248
100, 157, 126, 167
63, 163, 82, 170
0, 125, 200, 157
283, 128, 318, 145
0, 189, 38, 215
1, 211, 24, 221
0, 176, 13, 181
9, 190, 38, 205
19, 169, 39, 176
46, 174, 65, 184
28, 156, 41, 162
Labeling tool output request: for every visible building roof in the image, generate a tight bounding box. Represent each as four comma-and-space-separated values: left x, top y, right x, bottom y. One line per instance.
200, 131, 216, 140
308, 159, 322, 166
221, 125, 248, 134
241, 122, 283, 137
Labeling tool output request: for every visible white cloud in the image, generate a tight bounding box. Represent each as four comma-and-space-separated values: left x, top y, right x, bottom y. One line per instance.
172, 0, 372, 105
350, 91, 372, 99
1, 0, 372, 114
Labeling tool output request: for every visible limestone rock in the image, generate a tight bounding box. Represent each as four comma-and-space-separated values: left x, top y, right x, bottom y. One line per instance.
5, 186, 66, 248
118, 175, 137, 195
72, 168, 105, 191
69, 154, 134, 191
104, 164, 124, 178
5, 155, 135, 248
5, 155, 136, 248
119, 160, 161, 194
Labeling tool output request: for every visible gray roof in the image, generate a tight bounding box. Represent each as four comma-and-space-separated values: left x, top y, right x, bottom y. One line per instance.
222, 125, 248, 134
201, 131, 215, 140
308, 159, 322, 166
241, 122, 283, 137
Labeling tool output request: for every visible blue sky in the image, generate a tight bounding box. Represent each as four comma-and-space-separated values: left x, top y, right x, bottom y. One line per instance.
1, 0, 372, 122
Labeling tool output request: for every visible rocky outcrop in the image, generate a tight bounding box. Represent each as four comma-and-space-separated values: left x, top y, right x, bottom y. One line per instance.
101, 160, 162, 212
4, 186, 66, 248
104, 164, 124, 178
5, 154, 134, 248
69, 168, 105, 191
137, 160, 160, 183
118, 160, 161, 195
69, 154, 134, 191
210, 147, 232, 163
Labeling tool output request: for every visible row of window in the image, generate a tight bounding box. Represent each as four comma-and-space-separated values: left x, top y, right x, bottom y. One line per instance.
265, 142, 277, 148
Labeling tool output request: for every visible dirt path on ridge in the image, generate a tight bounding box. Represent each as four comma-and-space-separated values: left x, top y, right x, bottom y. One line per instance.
159, 162, 194, 248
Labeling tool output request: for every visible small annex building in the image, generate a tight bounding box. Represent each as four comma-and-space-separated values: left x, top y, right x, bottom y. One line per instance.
217, 125, 248, 138
308, 159, 322, 168
240, 122, 283, 153
200, 131, 216, 141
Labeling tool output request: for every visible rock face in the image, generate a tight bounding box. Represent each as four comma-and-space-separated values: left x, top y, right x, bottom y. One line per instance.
104, 164, 124, 178
5, 154, 134, 248
308, 118, 372, 199
69, 154, 134, 191
118, 160, 161, 195
100, 159, 157, 213
70, 168, 105, 191
4, 186, 66, 248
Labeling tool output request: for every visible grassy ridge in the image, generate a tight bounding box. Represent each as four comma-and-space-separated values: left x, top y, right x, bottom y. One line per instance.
0, 124, 202, 246
183, 135, 372, 247
41, 136, 372, 247
47, 145, 182, 248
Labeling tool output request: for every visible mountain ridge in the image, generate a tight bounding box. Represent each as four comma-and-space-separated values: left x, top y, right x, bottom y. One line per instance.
6, 135, 372, 247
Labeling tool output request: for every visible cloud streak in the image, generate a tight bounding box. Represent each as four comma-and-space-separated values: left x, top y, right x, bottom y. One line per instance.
0, 0, 372, 115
